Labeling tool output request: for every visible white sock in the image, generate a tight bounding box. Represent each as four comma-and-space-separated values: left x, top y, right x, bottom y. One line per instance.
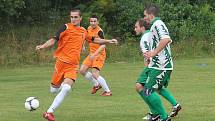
84, 72, 99, 86
97, 76, 110, 92
47, 84, 71, 113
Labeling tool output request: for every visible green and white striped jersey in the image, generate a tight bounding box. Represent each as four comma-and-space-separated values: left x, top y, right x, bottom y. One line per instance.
140, 30, 151, 53
148, 17, 173, 70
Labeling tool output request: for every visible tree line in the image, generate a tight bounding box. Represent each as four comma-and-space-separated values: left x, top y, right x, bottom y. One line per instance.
0, 0, 215, 66
1, 0, 214, 42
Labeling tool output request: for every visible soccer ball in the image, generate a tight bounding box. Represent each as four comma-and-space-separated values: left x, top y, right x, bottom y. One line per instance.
24, 97, 39, 111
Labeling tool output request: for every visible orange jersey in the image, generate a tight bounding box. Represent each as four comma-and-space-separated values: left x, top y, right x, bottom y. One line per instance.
86, 26, 106, 58
54, 23, 87, 64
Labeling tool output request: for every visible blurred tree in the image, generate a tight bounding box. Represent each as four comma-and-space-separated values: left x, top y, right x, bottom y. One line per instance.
0, 0, 214, 42
0, 0, 25, 29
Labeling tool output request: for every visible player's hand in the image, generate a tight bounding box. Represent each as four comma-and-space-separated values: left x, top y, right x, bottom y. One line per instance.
144, 51, 156, 58
35, 45, 43, 51
109, 39, 118, 45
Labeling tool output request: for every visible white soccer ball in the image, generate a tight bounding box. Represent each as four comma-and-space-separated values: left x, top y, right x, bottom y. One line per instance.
24, 97, 39, 111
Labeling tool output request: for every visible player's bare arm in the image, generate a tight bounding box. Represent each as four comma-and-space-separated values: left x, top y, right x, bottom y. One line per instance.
144, 38, 171, 58
81, 41, 86, 53
36, 38, 56, 50
93, 38, 118, 45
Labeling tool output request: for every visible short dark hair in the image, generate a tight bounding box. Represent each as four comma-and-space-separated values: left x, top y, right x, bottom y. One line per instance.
90, 15, 99, 20
136, 18, 149, 30
70, 8, 81, 16
145, 4, 159, 16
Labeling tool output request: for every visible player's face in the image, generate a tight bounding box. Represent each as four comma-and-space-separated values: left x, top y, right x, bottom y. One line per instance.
143, 10, 151, 24
89, 18, 98, 28
70, 12, 82, 26
134, 22, 144, 35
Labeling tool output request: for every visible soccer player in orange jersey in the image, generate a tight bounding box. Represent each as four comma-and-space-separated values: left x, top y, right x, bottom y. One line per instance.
36, 10, 117, 121
80, 15, 112, 96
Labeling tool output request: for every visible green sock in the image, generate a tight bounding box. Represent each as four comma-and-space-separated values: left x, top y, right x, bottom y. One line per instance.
147, 92, 168, 120
138, 90, 157, 114
159, 88, 177, 106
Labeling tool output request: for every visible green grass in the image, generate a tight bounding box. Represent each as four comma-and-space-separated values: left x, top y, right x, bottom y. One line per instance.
0, 58, 215, 121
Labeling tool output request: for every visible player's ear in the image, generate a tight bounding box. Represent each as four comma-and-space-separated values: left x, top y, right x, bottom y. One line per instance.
150, 14, 154, 20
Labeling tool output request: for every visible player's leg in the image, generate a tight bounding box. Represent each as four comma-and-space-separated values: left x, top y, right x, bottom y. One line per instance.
80, 56, 99, 87
49, 60, 64, 94
92, 68, 112, 96
43, 60, 63, 121
158, 88, 177, 106
47, 78, 73, 113
91, 56, 111, 96
157, 71, 181, 118
43, 62, 77, 121
157, 70, 177, 105
158, 88, 182, 117
136, 67, 159, 120
44, 78, 73, 121
159, 88, 181, 118
141, 88, 168, 120
80, 64, 99, 87
136, 83, 160, 120
143, 69, 169, 120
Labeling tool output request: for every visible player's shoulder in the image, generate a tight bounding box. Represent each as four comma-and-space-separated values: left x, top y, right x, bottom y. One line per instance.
97, 25, 103, 31
141, 33, 150, 41
154, 19, 166, 27
80, 27, 87, 35
143, 30, 151, 37
65, 23, 73, 28
87, 26, 92, 30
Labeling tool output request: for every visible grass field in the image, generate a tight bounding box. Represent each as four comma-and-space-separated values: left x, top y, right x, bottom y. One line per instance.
0, 58, 215, 121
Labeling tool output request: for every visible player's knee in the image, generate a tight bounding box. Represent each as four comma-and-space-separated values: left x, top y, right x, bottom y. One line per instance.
79, 68, 86, 75
135, 83, 144, 92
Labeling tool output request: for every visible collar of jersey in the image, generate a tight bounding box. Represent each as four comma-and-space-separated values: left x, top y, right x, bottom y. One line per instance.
141, 30, 150, 38
143, 30, 150, 34
89, 25, 99, 30
150, 17, 160, 26
71, 23, 81, 28
93, 25, 99, 30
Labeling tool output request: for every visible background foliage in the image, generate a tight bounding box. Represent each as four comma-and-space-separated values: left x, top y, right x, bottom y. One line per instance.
0, 0, 214, 66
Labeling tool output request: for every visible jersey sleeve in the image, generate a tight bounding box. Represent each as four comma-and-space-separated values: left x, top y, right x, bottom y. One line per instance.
98, 30, 104, 39
156, 21, 171, 40
91, 30, 105, 42
53, 24, 67, 41
140, 33, 150, 53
